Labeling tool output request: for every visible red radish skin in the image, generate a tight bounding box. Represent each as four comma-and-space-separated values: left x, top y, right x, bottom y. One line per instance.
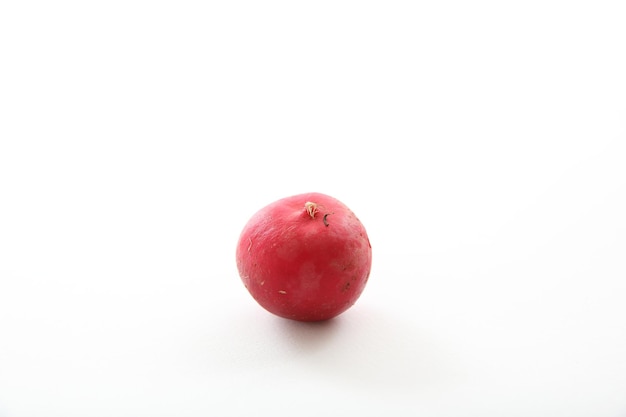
235, 192, 372, 322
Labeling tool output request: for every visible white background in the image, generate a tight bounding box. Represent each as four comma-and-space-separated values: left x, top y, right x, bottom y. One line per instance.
1, 1, 625, 416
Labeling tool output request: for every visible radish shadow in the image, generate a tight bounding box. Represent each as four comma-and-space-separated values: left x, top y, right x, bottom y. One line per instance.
273, 305, 460, 396
195, 304, 459, 397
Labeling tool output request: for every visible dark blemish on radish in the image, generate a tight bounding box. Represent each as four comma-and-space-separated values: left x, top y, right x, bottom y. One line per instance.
342, 282, 351, 292
323, 213, 330, 227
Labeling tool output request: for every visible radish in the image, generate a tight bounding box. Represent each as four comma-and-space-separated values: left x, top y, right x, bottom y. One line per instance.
235, 192, 372, 321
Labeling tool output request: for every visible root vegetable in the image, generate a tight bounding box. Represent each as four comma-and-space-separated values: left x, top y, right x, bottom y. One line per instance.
235, 192, 372, 322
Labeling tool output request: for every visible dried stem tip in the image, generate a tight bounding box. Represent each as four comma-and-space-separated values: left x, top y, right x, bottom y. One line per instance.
304, 201, 318, 218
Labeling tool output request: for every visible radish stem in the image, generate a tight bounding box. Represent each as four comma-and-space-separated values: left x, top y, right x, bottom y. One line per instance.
305, 201, 318, 218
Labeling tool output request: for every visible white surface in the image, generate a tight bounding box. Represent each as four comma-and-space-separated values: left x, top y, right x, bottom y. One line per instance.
1, 1, 626, 416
